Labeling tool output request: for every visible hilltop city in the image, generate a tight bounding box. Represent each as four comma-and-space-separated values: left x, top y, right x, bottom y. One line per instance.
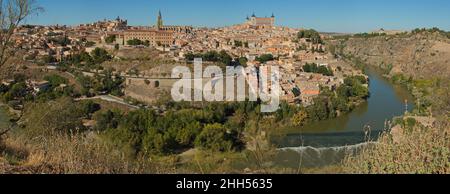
9, 11, 365, 107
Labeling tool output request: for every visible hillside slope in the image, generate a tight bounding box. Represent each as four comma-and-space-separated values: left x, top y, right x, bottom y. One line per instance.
338, 32, 450, 79
335, 31, 450, 174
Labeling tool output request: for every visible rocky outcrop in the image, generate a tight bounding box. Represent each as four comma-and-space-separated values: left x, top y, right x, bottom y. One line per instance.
339, 32, 450, 79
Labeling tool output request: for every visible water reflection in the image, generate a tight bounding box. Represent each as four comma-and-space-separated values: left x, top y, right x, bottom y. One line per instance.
274, 69, 415, 148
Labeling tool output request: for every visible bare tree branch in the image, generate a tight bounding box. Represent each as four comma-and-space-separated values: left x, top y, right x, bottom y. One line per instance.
0, 0, 43, 68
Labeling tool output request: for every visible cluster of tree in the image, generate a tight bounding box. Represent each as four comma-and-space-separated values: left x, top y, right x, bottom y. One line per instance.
66, 48, 111, 69
297, 29, 323, 44
353, 32, 387, 38
36, 74, 77, 101
255, 54, 275, 63
19, 97, 102, 138
105, 35, 116, 44
296, 43, 308, 51
91, 47, 112, 64
237, 57, 248, 67
336, 28, 450, 40
0, 74, 77, 104
127, 39, 150, 47
85, 41, 96, 47
75, 69, 124, 97
80, 100, 101, 119
307, 78, 368, 122
93, 101, 270, 155
411, 27, 450, 38
340, 75, 369, 98
412, 27, 444, 34
184, 50, 233, 66
311, 47, 325, 53
285, 76, 370, 124
233, 40, 249, 48
333, 32, 387, 40
42, 55, 57, 64
48, 36, 71, 46
0, 75, 29, 103
296, 44, 324, 53
302, 63, 334, 76
44, 31, 62, 37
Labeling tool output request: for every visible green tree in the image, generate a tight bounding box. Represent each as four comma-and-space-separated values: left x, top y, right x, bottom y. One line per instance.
86, 41, 96, 47
22, 97, 85, 137
42, 55, 57, 63
144, 40, 150, 47
91, 48, 111, 64
238, 57, 248, 67
127, 39, 143, 46
219, 50, 232, 66
10, 82, 27, 98
317, 65, 334, 76
344, 76, 369, 98
94, 109, 122, 131
195, 123, 235, 152
292, 110, 308, 127
256, 54, 274, 63
105, 35, 116, 44
80, 100, 101, 118
234, 40, 243, 47
44, 74, 68, 87
298, 29, 323, 44
176, 121, 201, 147
306, 97, 330, 121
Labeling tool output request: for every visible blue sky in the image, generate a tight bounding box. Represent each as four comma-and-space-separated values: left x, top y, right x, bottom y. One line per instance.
26, 0, 450, 33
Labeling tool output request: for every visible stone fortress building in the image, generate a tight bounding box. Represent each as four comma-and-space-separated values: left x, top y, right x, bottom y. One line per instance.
245, 13, 275, 28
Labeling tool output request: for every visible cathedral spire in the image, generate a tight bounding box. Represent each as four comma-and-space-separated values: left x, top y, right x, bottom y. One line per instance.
157, 10, 163, 29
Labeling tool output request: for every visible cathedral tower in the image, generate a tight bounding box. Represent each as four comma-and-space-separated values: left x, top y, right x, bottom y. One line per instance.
157, 10, 163, 29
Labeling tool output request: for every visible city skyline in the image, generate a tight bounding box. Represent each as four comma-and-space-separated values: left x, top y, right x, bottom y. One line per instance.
23, 0, 450, 33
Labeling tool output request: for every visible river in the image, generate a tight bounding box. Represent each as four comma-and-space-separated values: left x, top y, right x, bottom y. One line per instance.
271, 69, 415, 168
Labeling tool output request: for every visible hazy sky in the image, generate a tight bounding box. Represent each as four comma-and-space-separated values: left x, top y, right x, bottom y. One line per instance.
26, 0, 450, 33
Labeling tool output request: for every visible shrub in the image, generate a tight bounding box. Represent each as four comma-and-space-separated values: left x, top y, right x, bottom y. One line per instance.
343, 124, 450, 174
194, 123, 235, 152
21, 97, 85, 137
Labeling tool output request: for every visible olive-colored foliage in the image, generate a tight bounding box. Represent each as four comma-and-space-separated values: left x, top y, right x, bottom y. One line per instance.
100, 102, 257, 155
21, 97, 86, 137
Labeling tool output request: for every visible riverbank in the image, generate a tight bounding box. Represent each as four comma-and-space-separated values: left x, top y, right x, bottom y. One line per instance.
266, 68, 415, 169
273, 69, 414, 143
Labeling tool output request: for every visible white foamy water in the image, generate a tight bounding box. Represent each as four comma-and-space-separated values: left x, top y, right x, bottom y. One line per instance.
274, 142, 377, 168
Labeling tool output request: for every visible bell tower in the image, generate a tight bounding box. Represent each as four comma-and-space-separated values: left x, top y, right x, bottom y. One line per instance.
157, 10, 163, 30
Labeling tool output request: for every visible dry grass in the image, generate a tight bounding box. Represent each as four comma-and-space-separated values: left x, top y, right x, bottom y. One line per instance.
343, 122, 450, 174
0, 132, 172, 174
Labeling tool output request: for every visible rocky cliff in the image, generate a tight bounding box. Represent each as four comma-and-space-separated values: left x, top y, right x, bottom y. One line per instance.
337, 32, 450, 79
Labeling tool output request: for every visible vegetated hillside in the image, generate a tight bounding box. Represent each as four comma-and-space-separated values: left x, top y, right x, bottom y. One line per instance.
338, 31, 450, 80
334, 30, 450, 116
335, 30, 450, 174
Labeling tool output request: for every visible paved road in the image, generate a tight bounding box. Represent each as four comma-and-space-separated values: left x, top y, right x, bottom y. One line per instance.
75, 95, 140, 110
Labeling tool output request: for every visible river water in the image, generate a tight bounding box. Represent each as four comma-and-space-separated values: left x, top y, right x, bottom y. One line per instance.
271, 69, 415, 168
